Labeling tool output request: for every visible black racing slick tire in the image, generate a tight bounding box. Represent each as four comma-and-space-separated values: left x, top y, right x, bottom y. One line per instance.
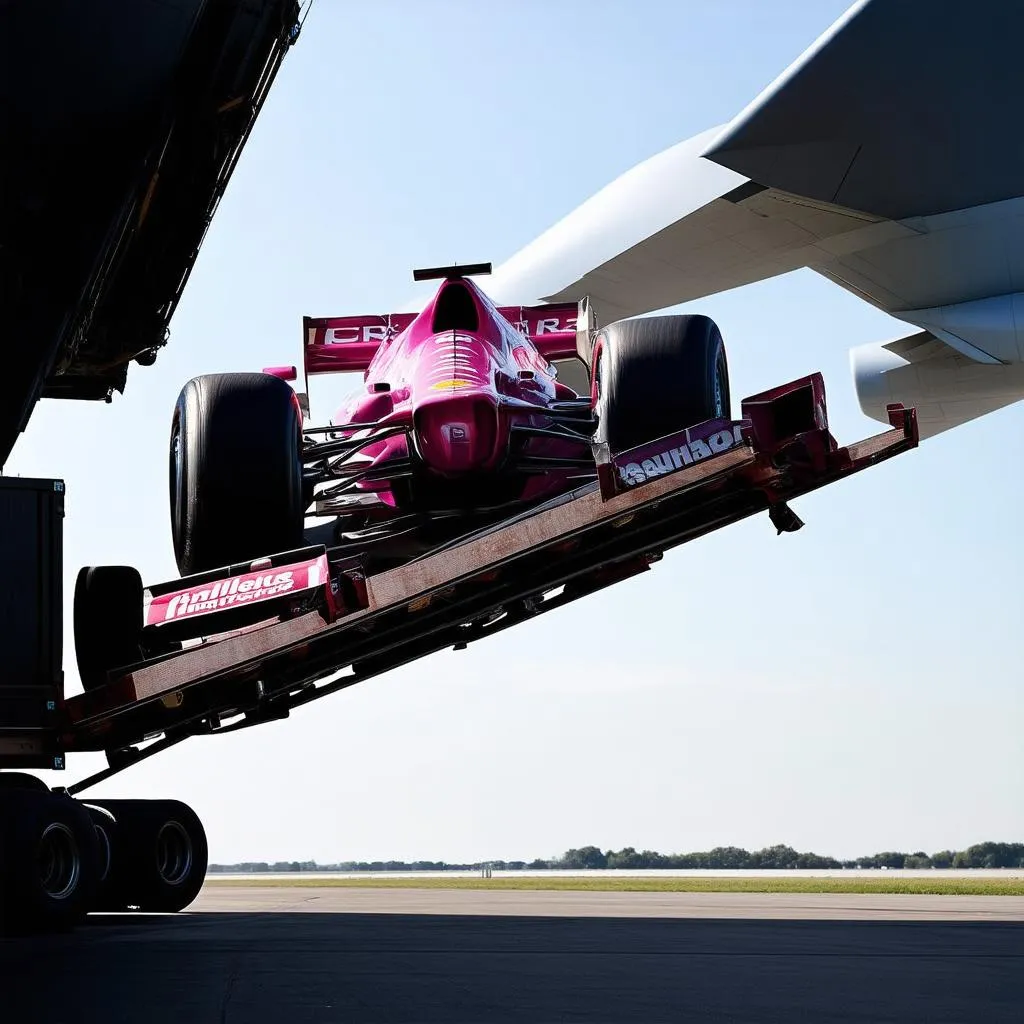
73, 565, 144, 691
170, 372, 305, 577
593, 314, 730, 454
88, 799, 208, 913
0, 789, 101, 934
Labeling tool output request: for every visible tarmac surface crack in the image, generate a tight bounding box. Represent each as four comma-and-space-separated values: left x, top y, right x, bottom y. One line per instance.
219, 969, 238, 1024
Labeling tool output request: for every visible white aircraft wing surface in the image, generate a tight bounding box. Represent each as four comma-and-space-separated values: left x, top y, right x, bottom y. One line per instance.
488, 0, 1024, 439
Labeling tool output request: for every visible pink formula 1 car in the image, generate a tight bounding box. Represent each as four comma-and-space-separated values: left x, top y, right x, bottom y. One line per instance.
168, 263, 730, 576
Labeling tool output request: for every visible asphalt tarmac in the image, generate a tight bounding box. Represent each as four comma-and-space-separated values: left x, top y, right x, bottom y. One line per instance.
3, 887, 1022, 1022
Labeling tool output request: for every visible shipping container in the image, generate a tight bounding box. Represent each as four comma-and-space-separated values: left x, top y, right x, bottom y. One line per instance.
0, 477, 64, 769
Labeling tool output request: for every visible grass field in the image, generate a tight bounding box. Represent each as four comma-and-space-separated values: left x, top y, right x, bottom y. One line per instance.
204, 875, 1024, 896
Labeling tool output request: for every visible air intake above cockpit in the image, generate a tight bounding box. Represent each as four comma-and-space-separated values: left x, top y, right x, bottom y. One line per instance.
432, 280, 480, 333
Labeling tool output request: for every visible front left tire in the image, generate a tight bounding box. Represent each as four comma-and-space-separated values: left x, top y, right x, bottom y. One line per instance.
170, 372, 306, 576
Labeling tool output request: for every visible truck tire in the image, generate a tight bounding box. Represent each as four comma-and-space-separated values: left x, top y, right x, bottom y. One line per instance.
89, 799, 208, 913
0, 772, 49, 792
0, 789, 100, 934
73, 565, 144, 691
592, 314, 730, 454
84, 804, 117, 905
170, 372, 305, 577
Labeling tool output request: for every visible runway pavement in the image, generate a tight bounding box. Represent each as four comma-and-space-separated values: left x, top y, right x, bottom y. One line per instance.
3, 886, 1022, 1022
197, 884, 1024, 921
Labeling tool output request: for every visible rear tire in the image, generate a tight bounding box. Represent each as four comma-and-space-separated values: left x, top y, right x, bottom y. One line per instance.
0, 772, 49, 792
170, 372, 305, 576
593, 314, 730, 454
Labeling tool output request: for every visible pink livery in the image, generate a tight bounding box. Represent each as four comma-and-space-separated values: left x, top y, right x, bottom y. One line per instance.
297, 267, 597, 529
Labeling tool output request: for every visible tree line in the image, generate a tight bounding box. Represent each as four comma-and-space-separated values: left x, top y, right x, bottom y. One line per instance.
208, 841, 1024, 873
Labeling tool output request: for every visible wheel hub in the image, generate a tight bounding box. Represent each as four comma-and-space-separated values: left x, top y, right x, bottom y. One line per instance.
37, 822, 80, 901
156, 820, 193, 886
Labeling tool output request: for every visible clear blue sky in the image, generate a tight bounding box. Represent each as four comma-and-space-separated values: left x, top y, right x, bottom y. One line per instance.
9, 0, 1022, 863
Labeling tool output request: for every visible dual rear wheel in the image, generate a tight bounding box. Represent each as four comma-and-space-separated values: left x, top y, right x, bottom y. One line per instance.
86, 798, 208, 913
0, 780, 99, 934
0, 778, 207, 934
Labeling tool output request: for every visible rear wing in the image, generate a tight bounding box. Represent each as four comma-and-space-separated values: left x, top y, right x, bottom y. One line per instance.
303, 299, 595, 376
499, 302, 582, 363
303, 313, 419, 375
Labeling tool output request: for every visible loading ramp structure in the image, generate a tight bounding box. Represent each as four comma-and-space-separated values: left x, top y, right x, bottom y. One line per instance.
61, 375, 918, 784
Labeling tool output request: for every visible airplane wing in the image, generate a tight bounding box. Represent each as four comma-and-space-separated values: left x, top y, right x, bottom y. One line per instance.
487, 0, 1024, 439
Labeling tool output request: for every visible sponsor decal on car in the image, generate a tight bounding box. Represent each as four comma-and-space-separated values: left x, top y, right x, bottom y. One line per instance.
429, 379, 474, 391
616, 424, 746, 487
145, 555, 328, 627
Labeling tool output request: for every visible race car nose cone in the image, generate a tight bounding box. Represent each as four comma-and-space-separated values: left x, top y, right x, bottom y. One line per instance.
413, 393, 500, 475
